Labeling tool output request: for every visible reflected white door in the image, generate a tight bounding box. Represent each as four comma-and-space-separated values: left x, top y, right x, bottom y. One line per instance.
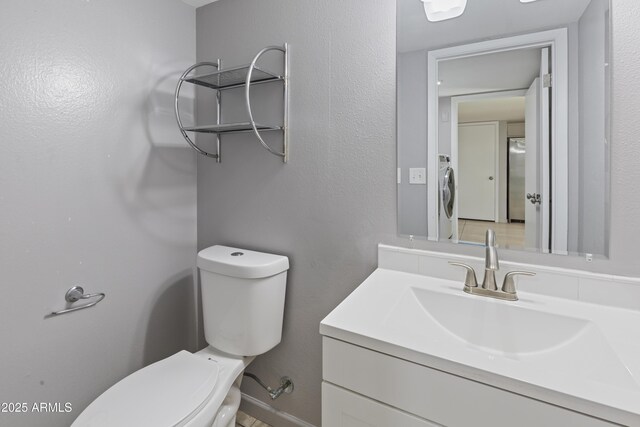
457, 122, 498, 221
539, 47, 551, 252
524, 78, 541, 249
524, 48, 552, 251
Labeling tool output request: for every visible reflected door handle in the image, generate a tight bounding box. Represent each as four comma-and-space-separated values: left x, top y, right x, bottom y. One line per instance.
488, 176, 494, 181
527, 193, 542, 205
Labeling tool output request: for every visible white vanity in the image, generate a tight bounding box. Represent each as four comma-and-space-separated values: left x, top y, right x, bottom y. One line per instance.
320, 245, 640, 427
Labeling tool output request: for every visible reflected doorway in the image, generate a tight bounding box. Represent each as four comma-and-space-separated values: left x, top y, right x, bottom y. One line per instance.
442, 45, 553, 250
451, 93, 531, 250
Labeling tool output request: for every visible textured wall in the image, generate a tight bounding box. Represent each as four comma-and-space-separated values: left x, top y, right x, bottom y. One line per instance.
0, 1, 197, 426
398, 50, 428, 237
196, 0, 396, 424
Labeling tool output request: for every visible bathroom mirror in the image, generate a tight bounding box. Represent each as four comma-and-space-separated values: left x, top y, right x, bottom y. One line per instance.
397, 0, 610, 256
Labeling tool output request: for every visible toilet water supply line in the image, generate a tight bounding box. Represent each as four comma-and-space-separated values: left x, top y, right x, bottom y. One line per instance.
243, 373, 294, 400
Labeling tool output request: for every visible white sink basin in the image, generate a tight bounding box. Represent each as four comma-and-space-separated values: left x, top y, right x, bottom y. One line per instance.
408, 287, 589, 355
394, 286, 638, 392
321, 268, 640, 425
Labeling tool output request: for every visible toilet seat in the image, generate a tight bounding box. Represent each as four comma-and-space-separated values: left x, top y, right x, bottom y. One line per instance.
72, 351, 225, 427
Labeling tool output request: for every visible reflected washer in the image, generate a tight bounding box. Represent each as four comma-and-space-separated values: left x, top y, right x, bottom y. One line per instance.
439, 154, 455, 240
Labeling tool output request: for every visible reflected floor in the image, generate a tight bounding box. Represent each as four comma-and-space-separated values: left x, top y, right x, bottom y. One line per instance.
458, 219, 525, 248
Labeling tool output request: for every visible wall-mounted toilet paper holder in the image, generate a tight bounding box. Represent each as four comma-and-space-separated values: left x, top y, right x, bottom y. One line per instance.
49, 286, 106, 317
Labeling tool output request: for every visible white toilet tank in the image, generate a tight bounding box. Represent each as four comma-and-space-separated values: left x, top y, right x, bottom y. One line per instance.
197, 245, 289, 357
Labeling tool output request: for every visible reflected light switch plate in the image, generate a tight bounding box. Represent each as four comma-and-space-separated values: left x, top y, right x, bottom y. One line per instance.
409, 168, 426, 184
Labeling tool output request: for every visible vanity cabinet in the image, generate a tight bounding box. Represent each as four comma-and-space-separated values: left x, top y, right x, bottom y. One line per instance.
322, 338, 618, 427
323, 382, 439, 427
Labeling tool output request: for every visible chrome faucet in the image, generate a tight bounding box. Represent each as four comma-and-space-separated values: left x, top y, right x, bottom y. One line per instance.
482, 229, 499, 291
449, 229, 535, 301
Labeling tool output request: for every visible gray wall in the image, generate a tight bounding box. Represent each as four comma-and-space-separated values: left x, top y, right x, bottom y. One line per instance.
0, 2, 197, 426
398, 50, 428, 236
196, 0, 396, 425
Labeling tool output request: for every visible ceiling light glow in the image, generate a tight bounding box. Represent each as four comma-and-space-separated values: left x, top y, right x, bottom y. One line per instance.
421, 0, 468, 22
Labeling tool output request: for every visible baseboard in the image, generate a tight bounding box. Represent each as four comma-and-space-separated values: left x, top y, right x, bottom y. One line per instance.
240, 393, 317, 427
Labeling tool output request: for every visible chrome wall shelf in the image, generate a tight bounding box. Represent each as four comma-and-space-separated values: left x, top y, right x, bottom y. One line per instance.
182, 123, 282, 134
185, 65, 283, 90
174, 43, 289, 163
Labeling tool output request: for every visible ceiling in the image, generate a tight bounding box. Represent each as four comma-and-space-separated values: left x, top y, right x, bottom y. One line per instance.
458, 96, 526, 123
438, 47, 541, 97
397, 0, 593, 53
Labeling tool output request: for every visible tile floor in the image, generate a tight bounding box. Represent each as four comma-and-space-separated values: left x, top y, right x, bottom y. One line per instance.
236, 410, 272, 427
458, 219, 525, 248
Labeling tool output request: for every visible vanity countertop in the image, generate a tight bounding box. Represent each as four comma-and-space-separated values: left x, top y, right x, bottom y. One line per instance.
320, 268, 640, 426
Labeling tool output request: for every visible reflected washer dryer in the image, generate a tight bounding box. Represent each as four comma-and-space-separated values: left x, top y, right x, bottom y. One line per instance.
438, 154, 455, 240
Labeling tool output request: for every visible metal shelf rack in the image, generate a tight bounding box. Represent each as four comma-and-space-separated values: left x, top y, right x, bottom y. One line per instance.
174, 43, 289, 163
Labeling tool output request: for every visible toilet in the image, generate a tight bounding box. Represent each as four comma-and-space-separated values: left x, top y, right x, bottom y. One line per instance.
72, 245, 289, 427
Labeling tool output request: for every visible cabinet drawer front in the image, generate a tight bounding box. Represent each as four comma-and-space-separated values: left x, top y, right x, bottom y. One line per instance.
323, 338, 617, 427
322, 382, 440, 427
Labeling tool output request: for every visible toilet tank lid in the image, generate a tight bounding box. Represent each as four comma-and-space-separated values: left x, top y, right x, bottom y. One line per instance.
197, 245, 289, 279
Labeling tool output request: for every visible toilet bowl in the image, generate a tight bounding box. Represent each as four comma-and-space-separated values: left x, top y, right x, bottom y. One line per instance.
71, 246, 289, 427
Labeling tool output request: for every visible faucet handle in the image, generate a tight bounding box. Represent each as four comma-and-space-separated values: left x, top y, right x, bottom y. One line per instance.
502, 271, 536, 295
449, 262, 478, 289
